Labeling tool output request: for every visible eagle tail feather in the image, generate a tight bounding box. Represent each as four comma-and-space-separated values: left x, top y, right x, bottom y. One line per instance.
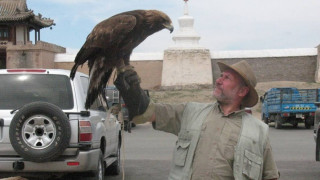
70, 64, 79, 80
85, 68, 114, 109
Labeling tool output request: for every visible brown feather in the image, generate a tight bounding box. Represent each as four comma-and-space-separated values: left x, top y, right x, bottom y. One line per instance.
69, 10, 173, 109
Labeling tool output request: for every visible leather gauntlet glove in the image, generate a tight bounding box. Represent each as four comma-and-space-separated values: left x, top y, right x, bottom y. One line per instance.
114, 66, 150, 121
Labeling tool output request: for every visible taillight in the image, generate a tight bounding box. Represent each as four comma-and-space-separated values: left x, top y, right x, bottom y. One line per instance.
282, 113, 290, 117
67, 162, 80, 166
79, 121, 92, 142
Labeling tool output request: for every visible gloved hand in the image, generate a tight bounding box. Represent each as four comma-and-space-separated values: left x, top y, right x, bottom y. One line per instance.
114, 66, 150, 121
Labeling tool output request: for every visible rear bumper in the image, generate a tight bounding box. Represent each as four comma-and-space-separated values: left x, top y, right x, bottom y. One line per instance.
0, 149, 100, 172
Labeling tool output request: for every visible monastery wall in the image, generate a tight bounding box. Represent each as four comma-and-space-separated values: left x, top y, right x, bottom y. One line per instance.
54, 48, 319, 90
211, 49, 318, 84
55, 52, 164, 89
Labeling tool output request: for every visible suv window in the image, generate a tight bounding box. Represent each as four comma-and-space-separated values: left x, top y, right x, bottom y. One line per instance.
0, 74, 73, 109
80, 76, 89, 95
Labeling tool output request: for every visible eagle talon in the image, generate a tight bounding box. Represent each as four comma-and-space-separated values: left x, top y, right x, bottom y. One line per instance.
117, 65, 134, 74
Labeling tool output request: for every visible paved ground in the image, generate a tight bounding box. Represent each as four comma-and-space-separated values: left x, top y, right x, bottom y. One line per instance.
267, 123, 320, 180
105, 122, 320, 180
2, 122, 320, 180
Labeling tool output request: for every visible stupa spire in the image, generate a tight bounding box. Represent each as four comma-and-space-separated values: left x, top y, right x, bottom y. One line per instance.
170, 0, 203, 49
184, 0, 189, 15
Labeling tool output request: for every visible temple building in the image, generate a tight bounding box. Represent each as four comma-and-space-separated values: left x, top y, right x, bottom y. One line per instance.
0, 0, 65, 69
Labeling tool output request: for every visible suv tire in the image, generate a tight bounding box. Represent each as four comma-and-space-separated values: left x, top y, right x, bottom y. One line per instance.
107, 143, 121, 175
93, 150, 105, 180
9, 102, 71, 162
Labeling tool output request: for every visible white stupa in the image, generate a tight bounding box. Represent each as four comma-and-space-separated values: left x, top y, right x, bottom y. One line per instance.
170, 0, 203, 49
162, 0, 212, 88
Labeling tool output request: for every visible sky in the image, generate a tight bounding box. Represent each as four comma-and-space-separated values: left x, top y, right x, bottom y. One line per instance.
28, 0, 320, 53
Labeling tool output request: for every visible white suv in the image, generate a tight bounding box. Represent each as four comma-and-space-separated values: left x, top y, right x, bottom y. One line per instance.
0, 69, 121, 180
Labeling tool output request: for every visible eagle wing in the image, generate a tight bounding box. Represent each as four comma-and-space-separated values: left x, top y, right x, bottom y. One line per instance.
74, 15, 137, 66
86, 14, 137, 48
81, 14, 138, 109
70, 14, 137, 79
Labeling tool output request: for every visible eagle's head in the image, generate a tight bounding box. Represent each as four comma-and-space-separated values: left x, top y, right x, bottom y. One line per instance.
145, 10, 174, 33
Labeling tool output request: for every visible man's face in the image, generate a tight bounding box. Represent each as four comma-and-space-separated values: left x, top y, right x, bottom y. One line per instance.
213, 69, 247, 104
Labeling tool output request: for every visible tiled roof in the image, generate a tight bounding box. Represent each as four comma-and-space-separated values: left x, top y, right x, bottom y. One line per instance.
0, 0, 54, 28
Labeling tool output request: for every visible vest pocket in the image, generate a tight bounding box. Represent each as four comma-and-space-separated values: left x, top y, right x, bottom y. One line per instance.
242, 150, 262, 180
174, 140, 191, 166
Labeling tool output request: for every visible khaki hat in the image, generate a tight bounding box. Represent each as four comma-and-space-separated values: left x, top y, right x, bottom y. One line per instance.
217, 60, 258, 107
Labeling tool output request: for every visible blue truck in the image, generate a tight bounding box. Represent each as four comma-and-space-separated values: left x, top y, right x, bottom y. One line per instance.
261, 87, 318, 129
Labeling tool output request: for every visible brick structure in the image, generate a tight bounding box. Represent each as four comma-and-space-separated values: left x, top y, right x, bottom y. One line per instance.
211, 49, 318, 83
55, 48, 319, 89
161, 49, 212, 88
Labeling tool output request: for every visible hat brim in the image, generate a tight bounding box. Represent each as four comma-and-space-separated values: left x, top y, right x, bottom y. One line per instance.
217, 62, 258, 107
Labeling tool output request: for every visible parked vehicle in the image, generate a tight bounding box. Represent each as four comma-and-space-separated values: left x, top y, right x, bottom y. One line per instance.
105, 86, 150, 132
314, 102, 320, 161
105, 86, 132, 132
261, 87, 317, 129
0, 69, 121, 180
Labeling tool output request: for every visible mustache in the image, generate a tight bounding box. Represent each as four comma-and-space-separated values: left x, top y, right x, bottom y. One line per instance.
214, 84, 222, 90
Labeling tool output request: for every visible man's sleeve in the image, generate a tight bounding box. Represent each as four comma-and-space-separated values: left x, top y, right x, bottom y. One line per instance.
262, 138, 280, 179
153, 103, 186, 136
132, 101, 186, 136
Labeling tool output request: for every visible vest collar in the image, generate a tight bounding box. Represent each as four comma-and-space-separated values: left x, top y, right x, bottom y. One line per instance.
216, 101, 245, 117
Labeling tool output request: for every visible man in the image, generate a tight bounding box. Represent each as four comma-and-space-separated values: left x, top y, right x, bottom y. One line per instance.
115, 60, 279, 180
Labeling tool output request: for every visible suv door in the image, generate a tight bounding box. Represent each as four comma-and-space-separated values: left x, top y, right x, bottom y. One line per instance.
80, 77, 118, 157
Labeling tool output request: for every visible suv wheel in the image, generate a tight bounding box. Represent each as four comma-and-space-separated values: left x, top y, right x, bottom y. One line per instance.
107, 142, 121, 175
93, 150, 105, 180
9, 102, 71, 162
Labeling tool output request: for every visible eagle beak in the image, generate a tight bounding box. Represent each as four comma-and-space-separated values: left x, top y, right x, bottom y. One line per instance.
164, 24, 174, 33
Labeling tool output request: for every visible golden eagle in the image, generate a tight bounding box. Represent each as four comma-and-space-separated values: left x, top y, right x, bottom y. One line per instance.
70, 10, 173, 109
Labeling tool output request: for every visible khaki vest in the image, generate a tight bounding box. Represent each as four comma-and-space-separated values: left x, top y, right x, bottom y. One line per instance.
168, 102, 268, 180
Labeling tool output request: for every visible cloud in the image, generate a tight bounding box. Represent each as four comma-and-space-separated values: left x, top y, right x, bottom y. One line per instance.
30, 0, 320, 52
